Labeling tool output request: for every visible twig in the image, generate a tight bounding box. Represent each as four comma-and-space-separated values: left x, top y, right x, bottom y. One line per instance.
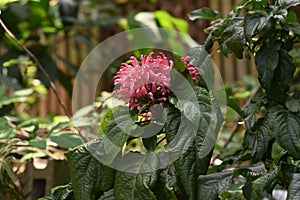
0, 17, 72, 118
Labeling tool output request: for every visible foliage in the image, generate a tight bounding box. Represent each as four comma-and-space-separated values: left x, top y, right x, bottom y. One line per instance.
189, 0, 300, 199
0, 0, 300, 200
41, 0, 300, 199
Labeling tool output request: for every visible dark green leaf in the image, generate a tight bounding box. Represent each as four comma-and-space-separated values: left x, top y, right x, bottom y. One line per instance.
142, 136, 157, 152
255, 41, 281, 89
225, 27, 245, 59
65, 138, 115, 200
266, 49, 295, 102
244, 95, 267, 129
242, 167, 278, 200
50, 133, 82, 149
244, 12, 269, 42
286, 92, 300, 113
284, 22, 300, 35
189, 7, 222, 21
287, 173, 300, 200
198, 170, 233, 200
152, 166, 178, 200
267, 106, 300, 159
243, 119, 270, 163
165, 87, 223, 199
114, 170, 157, 200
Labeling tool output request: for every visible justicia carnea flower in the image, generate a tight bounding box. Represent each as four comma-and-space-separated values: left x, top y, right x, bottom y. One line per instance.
113, 52, 201, 111
113, 52, 173, 110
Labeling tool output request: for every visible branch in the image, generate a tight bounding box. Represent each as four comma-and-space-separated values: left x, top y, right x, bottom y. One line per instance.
0, 17, 72, 118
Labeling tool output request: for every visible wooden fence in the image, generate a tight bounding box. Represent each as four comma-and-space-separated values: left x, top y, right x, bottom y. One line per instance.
30, 0, 257, 117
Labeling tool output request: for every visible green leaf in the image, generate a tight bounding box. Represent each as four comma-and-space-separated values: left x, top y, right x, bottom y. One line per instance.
50, 133, 83, 149
266, 49, 295, 102
152, 166, 178, 200
286, 92, 300, 113
279, 0, 300, 9
227, 97, 245, 118
242, 167, 278, 200
287, 173, 300, 200
142, 136, 157, 152
197, 170, 233, 200
0, 117, 16, 139
189, 7, 222, 21
244, 12, 269, 42
267, 106, 300, 159
41, 183, 73, 200
225, 27, 245, 59
165, 87, 223, 199
244, 95, 267, 129
284, 22, 300, 35
243, 119, 270, 163
255, 41, 281, 89
98, 189, 115, 200
65, 138, 115, 200
155, 10, 189, 34
114, 170, 157, 200
101, 106, 131, 148
29, 139, 47, 150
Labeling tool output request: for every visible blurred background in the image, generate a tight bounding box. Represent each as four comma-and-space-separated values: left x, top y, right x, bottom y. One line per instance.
0, 0, 257, 117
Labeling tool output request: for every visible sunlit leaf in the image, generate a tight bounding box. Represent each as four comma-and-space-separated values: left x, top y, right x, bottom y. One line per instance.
189, 7, 222, 21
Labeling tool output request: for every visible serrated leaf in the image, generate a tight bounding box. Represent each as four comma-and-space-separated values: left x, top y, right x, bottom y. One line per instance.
189, 7, 222, 21
243, 119, 270, 163
267, 106, 300, 159
114, 170, 157, 200
244, 12, 269, 42
255, 41, 281, 89
287, 173, 300, 200
65, 138, 115, 200
242, 167, 278, 200
198, 170, 233, 200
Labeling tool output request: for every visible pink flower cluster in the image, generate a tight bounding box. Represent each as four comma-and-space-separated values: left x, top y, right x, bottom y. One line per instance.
113, 52, 200, 111
181, 56, 200, 80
